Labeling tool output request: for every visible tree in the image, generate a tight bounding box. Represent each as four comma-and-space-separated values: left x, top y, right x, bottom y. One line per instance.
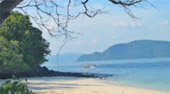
21, 27, 50, 67
0, 11, 31, 41
0, 36, 30, 73
0, 11, 50, 72
0, 0, 148, 38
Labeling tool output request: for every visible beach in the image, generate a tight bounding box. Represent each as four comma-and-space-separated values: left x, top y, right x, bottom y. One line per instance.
27, 76, 170, 94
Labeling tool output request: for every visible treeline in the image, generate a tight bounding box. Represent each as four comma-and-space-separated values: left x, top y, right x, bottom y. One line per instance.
0, 11, 50, 74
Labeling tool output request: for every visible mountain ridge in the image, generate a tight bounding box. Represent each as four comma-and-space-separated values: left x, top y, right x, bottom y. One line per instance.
77, 40, 170, 62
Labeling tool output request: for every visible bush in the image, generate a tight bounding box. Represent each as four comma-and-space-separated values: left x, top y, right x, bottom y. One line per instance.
0, 79, 35, 94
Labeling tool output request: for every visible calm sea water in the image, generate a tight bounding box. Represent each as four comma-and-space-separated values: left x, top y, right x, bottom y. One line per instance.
43, 58, 170, 91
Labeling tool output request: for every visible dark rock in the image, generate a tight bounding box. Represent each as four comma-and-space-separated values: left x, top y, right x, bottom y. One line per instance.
0, 65, 112, 79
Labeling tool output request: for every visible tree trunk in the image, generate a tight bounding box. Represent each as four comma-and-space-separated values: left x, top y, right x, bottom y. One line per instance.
0, 0, 22, 26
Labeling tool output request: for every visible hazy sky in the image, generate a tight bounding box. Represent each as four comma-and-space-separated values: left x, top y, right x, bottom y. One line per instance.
40, 0, 170, 55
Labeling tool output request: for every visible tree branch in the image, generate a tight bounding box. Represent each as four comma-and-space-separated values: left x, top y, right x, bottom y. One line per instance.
0, 0, 23, 26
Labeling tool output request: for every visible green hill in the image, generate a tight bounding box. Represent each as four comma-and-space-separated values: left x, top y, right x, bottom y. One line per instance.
77, 40, 170, 62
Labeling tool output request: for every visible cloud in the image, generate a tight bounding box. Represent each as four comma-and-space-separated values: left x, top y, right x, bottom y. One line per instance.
67, 40, 84, 46
111, 21, 141, 28
112, 35, 117, 39
92, 38, 98, 44
161, 20, 170, 26
129, 21, 142, 28
111, 21, 128, 27
89, 38, 99, 46
47, 22, 55, 30
75, 40, 84, 45
161, 20, 170, 30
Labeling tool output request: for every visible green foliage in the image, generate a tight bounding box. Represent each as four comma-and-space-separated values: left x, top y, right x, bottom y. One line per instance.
0, 11, 31, 41
0, 11, 50, 73
21, 27, 50, 66
0, 37, 30, 73
0, 79, 35, 94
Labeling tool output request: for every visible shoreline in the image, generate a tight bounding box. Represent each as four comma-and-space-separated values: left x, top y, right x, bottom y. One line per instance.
98, 79, 170, 92
0, 65, 110, 79
27, 76, 170, 94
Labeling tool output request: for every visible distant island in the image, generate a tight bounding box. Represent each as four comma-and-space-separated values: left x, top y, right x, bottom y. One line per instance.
77, 40, 170, 62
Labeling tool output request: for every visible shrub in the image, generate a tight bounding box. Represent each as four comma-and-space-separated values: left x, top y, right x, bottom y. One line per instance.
0, 79, 35, 94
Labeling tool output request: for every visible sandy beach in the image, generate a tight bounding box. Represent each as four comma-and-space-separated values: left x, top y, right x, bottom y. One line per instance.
27, 76, 170, 94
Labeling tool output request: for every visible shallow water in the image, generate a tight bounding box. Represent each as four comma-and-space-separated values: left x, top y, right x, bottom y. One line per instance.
43, 58, 170, 91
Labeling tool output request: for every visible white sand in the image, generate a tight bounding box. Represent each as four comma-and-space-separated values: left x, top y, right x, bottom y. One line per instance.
27, 77, 170, 94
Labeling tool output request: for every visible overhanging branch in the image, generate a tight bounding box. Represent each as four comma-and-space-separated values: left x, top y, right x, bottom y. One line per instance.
0, 0, 23, 26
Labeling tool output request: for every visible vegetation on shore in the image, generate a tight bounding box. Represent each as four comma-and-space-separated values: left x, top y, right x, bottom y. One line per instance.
0, 11, 50, 74
0, 11, 50, 94
0, 79, 34, 94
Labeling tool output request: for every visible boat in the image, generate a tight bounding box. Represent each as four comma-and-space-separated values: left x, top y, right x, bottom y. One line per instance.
91, 64, 97, 67
82, 64, 97, 69
81, 66, 89, 69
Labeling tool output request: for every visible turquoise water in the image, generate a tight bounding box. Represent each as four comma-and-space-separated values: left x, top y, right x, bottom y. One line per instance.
43, 58, 170, 91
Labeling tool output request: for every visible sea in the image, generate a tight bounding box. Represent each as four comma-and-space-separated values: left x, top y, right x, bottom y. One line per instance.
43, 58, 170, 91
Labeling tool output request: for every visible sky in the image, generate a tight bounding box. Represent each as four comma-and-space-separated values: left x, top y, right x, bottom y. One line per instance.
19, 0, 170, 55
